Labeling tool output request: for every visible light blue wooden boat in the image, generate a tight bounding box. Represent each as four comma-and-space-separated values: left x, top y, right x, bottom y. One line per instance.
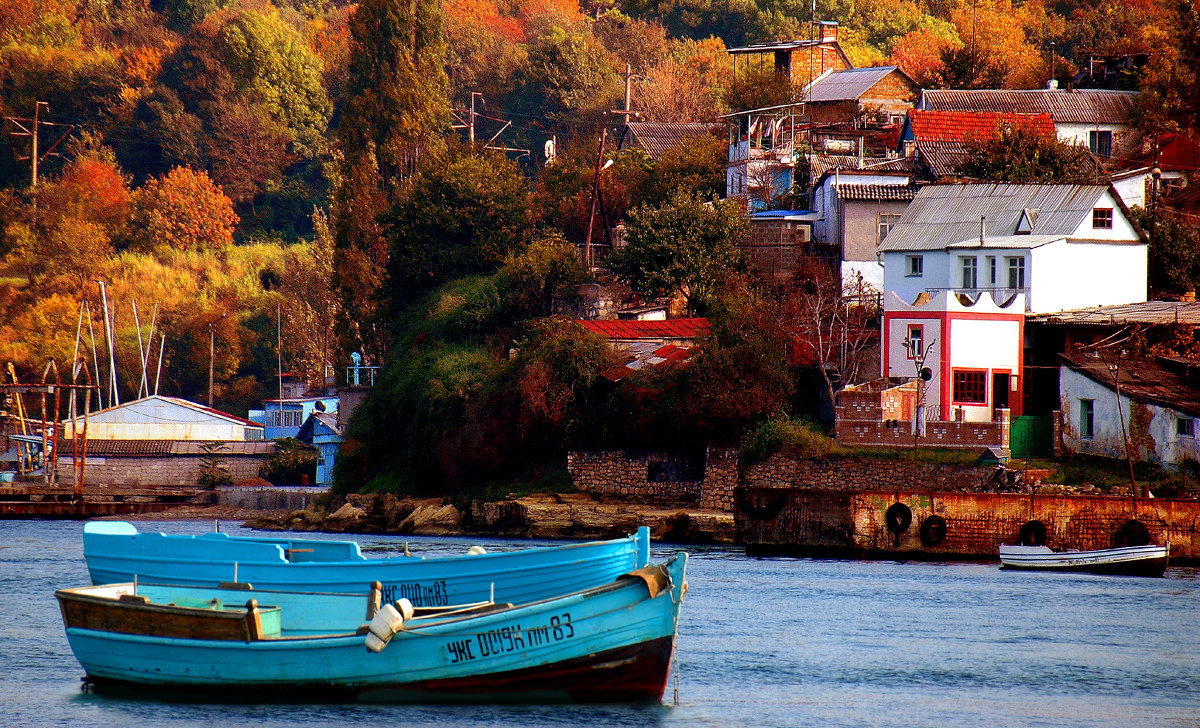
56, 553, 687, 702
83, 522, 650, 606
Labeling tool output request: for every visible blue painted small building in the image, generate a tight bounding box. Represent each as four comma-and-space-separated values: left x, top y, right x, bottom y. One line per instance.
250, 397, 339, 441
297, 412, 342, 488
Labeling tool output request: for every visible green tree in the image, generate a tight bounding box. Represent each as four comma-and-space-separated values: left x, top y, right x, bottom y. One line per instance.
607, 192, 748, 315
213, 10, 332, 158
340, 0, 449, 188
957, 124, 1104, 183
1130, 206, 1200, 298
333, 0, 450, 360
513, 25, 620, 122
501, 231, 591, 319
380, 150, 530, 317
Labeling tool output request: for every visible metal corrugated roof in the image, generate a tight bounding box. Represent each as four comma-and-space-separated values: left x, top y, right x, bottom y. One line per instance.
805, 67, 902, 102
72, 440, 276, 456
727, 38, 832, 53
809, 154, 920, 180
920, 89, 1136, 125
80, 395, 264, 429
877, 183, 1114, 252
621, 122, 723, 161
578, 318, 710, 340
1027, 301, 1200, 326
915, 140, 969, 178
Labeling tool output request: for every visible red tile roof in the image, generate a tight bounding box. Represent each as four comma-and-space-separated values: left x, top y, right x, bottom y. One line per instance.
908, 110, 1055, 144
577, 318, 711, 340
1131, 132, 1200, 172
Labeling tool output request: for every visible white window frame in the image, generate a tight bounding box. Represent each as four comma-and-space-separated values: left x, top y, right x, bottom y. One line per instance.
906, 255, 923, 277
961, 256, 978, 289
1007, 256, 1025, 289
1080, 399, 1095, 439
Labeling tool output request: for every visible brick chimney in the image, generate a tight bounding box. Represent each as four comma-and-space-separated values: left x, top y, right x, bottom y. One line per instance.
820, 21, 838, 42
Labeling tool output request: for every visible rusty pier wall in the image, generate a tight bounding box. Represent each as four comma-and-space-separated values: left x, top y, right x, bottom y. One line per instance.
735, 487, 1200, 562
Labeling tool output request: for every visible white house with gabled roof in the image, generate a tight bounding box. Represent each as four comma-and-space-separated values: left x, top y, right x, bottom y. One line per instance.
878, 183, 1147, 314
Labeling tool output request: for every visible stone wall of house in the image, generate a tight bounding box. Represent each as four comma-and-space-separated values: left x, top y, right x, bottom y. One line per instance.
59, 455, 264, 487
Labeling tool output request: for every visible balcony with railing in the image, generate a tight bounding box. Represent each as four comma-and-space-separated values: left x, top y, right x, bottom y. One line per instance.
922, 287, 1030, 310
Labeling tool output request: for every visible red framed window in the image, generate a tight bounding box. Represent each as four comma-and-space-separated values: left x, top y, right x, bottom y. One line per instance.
952, 369, 987, 404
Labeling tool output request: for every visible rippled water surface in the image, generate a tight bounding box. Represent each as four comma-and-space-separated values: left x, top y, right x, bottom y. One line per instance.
2, 519, 1198, 727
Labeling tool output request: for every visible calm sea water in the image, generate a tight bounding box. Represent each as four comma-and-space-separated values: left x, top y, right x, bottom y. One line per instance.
2, 519, 1198, 727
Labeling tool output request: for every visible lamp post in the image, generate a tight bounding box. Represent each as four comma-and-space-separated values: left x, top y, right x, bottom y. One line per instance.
1149, 166, 1161, 296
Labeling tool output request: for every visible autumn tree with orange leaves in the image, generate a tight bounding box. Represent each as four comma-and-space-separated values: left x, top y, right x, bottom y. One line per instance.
132, 166, 238, 253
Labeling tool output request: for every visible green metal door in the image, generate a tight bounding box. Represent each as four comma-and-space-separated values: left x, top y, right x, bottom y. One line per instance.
1010, 415, 1052, 459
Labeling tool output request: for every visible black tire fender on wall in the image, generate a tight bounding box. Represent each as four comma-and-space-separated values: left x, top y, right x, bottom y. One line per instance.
886, 503, 913, 535
1019, 520, 1047, 547
919, 515, 947, 547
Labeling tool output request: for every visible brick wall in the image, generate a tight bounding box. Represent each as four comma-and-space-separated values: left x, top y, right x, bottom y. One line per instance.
864, 72, 918, 102
835, 381, 1009, 449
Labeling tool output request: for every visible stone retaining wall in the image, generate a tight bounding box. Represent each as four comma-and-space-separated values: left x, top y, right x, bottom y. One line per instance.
743, 454, 998, 492
567, 447, 739, 509
568, 447, 1006, 512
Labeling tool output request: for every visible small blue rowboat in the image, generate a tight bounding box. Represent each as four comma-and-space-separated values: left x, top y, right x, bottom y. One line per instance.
56, 553, 688, 703
83, 522, 650, 606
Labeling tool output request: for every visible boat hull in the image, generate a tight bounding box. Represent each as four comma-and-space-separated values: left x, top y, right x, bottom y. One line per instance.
83, 521, 651, 604
82, 636, 675, 703
998, 544, 1169, 577
58, 554, 687, 704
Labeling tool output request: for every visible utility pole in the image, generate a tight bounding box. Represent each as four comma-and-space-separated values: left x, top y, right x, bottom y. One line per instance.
610, 64, 638, 124
583, 127, 608, 269
469, 92, 483, 147
32, 101, 42, 186
4, 102, 73, 189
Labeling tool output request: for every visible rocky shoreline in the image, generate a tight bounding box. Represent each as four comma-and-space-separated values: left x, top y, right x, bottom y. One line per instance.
238, 492, 735, 544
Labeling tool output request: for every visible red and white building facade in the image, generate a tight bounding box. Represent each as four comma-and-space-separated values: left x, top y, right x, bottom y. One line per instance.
883, 290, 1025, 423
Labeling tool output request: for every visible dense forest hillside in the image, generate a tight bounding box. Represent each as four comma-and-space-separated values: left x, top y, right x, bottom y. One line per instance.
1, 0, 1196, 491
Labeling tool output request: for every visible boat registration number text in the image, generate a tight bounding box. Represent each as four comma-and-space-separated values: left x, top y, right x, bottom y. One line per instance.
445, 613, 575, 663
382, 580, 448, 607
